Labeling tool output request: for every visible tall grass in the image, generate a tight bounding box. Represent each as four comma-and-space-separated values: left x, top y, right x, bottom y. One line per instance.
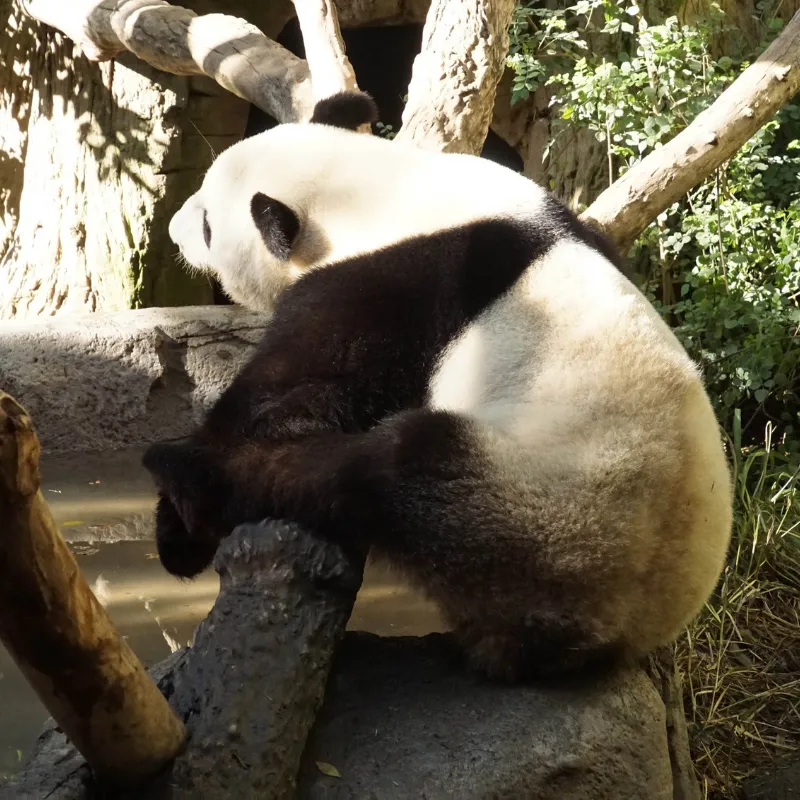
677, 415, 800, 799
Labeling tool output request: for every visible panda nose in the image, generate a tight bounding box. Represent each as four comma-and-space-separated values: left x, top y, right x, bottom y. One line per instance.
168, 209, 182, 247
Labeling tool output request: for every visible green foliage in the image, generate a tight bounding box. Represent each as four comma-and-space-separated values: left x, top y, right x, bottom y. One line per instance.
375, 121, 397, 140
508, 0, 800, 464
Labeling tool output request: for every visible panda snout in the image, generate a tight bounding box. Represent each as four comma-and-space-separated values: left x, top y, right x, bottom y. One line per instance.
167, 208, 183, 248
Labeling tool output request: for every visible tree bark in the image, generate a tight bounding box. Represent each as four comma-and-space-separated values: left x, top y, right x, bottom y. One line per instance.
396, 0, 516, 153
7, 521, 365, 799
160, 522, 365, 799
0, 392, 186, 786
20, 0, 314, 123
0, 0, 250, 319
293, 0, 359, 100
581, 7, 800, 252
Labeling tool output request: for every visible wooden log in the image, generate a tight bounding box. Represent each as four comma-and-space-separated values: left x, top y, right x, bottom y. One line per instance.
21, 0, 315, 123
0, 391, 185, 786
6, 520, 365, 799
161, 520, 366, 798
292, 0, 359, 100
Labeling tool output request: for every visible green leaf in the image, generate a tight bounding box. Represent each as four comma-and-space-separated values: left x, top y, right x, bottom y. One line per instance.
316, 762, 342, 779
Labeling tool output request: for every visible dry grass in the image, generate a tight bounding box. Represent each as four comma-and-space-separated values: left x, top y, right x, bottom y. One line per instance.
676, 422, 800, 799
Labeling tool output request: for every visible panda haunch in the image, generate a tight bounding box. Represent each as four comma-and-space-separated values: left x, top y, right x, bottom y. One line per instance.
143, 92, 732, 682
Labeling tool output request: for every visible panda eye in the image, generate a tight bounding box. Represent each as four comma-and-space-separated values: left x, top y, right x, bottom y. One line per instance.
202, 210, 212, 248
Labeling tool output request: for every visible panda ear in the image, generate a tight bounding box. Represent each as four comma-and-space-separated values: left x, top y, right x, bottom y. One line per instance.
250, 192, 300, 261
309, 91, 379, 131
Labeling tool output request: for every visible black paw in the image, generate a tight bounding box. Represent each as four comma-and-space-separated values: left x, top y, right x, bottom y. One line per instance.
143, 438, 232, 576
154, 494, 221, 578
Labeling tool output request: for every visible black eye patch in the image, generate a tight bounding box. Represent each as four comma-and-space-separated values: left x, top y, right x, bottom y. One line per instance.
202, 209, 212, 248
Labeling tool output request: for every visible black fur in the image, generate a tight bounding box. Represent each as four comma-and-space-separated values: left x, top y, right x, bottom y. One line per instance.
309, 91, 379, 131
144, 217, 552, 558
202, 209, 212, 249
201, 218, 552, 442
144, 205, 628, 681
547, 200, 631, 279
250, 193, 300, 260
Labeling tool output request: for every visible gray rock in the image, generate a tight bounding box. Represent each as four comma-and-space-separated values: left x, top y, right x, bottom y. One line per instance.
297, 633, 675, 800
0, 306, 269, 454
6, 632, 680, 800
744, 760, 800, 800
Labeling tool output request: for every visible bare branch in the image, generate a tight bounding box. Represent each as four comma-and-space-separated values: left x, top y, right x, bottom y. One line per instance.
0, 392, 186, 785
293, 0, 359, 99
396, 0, 516, 154
22, 0, 314, 123
581, 8, 800, 252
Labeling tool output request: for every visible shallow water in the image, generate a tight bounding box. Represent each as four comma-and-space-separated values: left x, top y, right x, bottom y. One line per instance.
0, 449, 443, 780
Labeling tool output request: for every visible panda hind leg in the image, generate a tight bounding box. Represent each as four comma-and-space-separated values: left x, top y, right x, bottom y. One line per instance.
358, 408, 627, 683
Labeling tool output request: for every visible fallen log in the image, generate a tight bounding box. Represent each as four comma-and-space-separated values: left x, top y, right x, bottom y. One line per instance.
0, 391, 186, 786
6, 520, 365, 799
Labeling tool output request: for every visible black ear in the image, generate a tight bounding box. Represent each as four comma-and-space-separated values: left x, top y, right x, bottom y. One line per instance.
309, 91, 379, 131
250, 193, 300, 260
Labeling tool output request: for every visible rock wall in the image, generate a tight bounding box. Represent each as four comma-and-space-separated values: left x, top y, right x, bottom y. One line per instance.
0, 306, 268, 453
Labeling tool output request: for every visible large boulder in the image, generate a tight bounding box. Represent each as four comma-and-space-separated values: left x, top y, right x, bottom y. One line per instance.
0, 306, 268, 453
8, 632, 687, 800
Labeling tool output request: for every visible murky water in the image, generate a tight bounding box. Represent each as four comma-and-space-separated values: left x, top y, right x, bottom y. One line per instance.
0, 449, 443, 780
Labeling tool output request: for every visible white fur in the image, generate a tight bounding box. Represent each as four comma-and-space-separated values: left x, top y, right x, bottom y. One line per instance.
428, 237, 733, 650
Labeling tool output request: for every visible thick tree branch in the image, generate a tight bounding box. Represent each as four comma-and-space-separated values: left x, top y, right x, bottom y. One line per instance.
8, 521, 366, 798
293, 0, 359, 99
21, 0, 314, 122
396, 0, 516, 153
20, 0, 431, 124
581, 8, 800, 252
0, 392, 185, 786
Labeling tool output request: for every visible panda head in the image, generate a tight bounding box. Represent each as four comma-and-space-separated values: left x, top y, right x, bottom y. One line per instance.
168, 91, 379, 310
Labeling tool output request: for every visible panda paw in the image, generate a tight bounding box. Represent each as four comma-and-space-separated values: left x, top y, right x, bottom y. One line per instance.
143, 438, 232, 577
153, 493, 222, 578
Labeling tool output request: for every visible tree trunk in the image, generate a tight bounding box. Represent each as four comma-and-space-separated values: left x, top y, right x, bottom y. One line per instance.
0, 392, 186, 786
0, 0, 253, 320
396, 0, 516, 153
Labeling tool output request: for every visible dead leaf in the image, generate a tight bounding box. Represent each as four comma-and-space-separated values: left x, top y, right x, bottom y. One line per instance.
62, 521, 84, 527
316, 761, 342, 779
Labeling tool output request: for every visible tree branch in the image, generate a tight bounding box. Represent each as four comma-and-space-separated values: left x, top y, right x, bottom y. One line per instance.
20, 0, 432, 124
21, 0, 314, 122
0, 392, 185, 786
293, 0, 359, 99
396, 0, 516, 153
581, 8, 800, 252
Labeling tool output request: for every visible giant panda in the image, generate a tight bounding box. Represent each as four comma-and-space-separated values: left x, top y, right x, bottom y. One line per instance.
143, 91, 733, 682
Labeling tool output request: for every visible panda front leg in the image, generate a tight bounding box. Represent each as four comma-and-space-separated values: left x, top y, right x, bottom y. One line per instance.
146, 409, 622, 681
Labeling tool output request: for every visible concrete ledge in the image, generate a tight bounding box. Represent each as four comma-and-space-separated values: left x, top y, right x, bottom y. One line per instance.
0, 306, 269, 453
